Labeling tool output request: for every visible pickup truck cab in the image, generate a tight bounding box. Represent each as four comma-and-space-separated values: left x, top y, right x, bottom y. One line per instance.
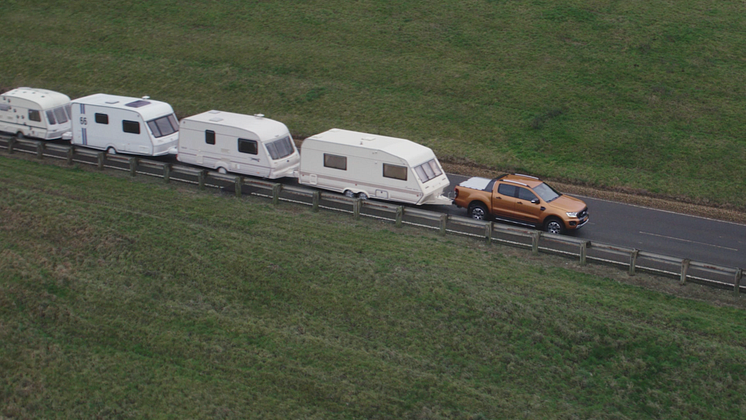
453, 173, 589, 234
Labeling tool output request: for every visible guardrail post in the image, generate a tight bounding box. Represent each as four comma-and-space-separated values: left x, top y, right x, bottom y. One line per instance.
579, 242, 587, 265
198, 170, 206, 189
680, 258, 690, 285
8, 137, 16, 154
234, 176, 242, 198
353, 199, 361, 220
272, 183, 283, 205
36, 142, 45, 159
531, 232, 540, 255
439, 214, 448, 236
485, 222, 493, 245
163, 163, 171, 183
97, 152, 105, 170
312, 191, 321, 212
734, 268, 743, 296
629, 249, 639, 276
129, 157, 138, 177
395, 206, 404, 228
66, 145, 75, 165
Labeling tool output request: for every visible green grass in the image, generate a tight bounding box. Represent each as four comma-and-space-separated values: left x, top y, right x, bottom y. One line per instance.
1, 0, 745, 208
2, 156, 746, 418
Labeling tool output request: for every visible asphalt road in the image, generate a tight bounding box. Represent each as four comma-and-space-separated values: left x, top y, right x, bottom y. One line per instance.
445, 174, 746, 270
2, 137, 744, 270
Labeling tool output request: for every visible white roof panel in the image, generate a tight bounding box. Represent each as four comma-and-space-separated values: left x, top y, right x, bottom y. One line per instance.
306, 128, 435, 165
183, 110, 289, 141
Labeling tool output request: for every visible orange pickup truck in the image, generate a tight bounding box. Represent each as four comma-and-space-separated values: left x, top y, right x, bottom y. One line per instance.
453, 173, 589, 234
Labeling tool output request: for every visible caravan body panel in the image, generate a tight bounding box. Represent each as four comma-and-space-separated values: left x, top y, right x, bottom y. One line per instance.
0, 87, 72, 140
298, 128, 451, 205
177, 110, 299, 179
70, 93, 179, 156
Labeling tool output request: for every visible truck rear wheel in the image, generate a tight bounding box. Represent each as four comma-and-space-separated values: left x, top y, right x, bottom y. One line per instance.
468, 202, 488, 220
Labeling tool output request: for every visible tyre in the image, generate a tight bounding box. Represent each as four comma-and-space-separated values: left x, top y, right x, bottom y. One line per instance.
344, 190, 355, 198
16, 132, 24, 140
106, 147, 117, 155
217, 167, 227, 175
468, 202, 488, 220
544, 218, 564, 234
358, 192, 368, 200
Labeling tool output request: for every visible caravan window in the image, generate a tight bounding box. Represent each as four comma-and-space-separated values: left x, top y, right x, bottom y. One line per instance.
414, 159, 443, 183
46, 110, 57, 125
28, 110, 41, 122
205, 130, 216, 145
383, 164, 408, 181
147, 114, 179, 138
123, 120, 141, 134
0, 104, 10, 111
53, 107, 69, 124
324, 154, 347, 170
266, 136, 295, 160
95, 113, 109, 124
238, 138, 258, 154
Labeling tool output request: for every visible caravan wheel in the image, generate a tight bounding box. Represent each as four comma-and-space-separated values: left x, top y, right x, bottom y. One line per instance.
16, 132, 24, 140
358, 192, 368, 200
218, 167, 227, 175
106, 147, 117, 155
343, 190, 355, 198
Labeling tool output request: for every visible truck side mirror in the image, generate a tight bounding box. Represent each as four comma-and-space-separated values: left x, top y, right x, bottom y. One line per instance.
531, 198, 540, 204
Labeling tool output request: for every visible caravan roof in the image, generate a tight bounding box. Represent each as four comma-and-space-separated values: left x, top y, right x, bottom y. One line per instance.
73, 93, 174, 120
2, 87, 70, 108
306, 128, 434, 166
183, 110, 289, 140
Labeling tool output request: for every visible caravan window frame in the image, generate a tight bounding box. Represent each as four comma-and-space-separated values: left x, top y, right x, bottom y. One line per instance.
95, 113, 109, 124
324, 154, 347, 170
205, 130, 216, 145
28, 110, 41, 122
122, 120, 141, 135
414, 159, 443, 183
238, 138, 258, 155
383, 164, 408, 181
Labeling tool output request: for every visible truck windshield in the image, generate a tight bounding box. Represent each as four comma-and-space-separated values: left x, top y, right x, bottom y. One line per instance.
265, 136, 295, 160
533, 183, 562, 202
147, 114, 179, 138
414, 159, 443, 183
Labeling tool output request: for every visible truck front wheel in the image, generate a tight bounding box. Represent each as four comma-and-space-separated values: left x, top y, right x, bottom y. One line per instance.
544, 217, 565, 234
468, 202, 488, 220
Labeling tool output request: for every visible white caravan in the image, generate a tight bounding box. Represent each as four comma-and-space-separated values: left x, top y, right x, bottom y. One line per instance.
0, 87, 72, 140
177, 110, 299, 179
298, 128, 452, 205
66, 93, 179, 156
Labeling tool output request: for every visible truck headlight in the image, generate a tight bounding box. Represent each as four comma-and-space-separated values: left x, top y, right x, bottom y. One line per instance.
566, 211, 578, 218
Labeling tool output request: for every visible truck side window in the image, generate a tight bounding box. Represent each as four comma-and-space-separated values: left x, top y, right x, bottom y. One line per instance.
383, 164, 407, 180
497, 183, 517, 197
206, 130, 216, 145
28, 110, 41, 122
95, 113, 109, 124
324, 154, 347, 170
517, 187, 538, 202
122, 120, 140, 134
238, 138, 257, 154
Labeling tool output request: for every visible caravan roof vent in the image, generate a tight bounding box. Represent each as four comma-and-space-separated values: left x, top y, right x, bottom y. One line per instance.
254, 114, 264, 119
361, 136, 376, 144
142, 96, 150, 100
208, 110, 221, 114
125, 100, 151, 108
105, 100, 119, 105
209, 117, 223, 122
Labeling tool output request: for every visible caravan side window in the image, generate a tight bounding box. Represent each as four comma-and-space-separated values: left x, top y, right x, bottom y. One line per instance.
238, 138, 258, 154
0, 104, 10, 111
95, 113, 109, 124
122, 120, 141, 134
383, 164, 408, 180
324, 154, 347, 170
28, 110, 41, 122
205, 130, 216, 145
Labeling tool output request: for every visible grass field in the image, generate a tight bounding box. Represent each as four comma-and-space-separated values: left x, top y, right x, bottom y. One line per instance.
2, 156, 746, 418
1, 0, 745, 208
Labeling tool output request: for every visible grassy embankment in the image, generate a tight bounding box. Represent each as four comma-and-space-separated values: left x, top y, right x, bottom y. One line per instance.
1, 0, 745, 208
2, 156, 746, 418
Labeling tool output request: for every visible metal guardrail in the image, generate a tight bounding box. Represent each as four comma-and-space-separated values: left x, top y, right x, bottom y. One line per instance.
1, 135, 743, 295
